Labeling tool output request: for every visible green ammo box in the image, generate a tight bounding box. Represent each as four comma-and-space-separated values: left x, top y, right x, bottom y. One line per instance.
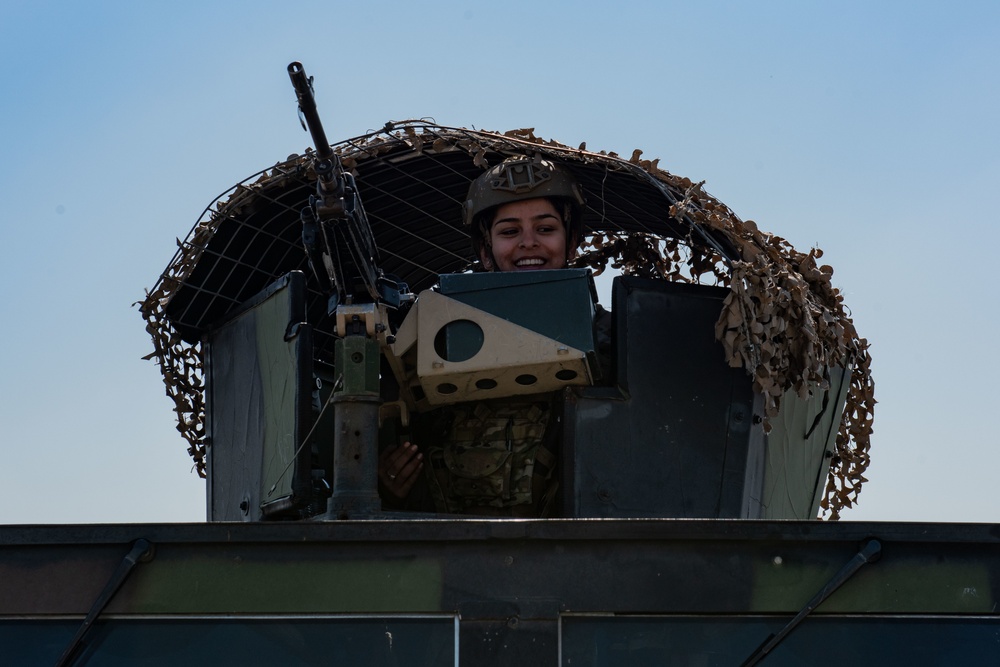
437, 269, 598, 360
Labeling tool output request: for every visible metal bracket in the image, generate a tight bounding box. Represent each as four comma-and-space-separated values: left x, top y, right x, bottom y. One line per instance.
55, 538, 155, 667
741, 538, 882, 666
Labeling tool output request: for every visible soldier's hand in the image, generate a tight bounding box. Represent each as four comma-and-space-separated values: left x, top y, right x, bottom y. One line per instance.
378, 441, 423, 500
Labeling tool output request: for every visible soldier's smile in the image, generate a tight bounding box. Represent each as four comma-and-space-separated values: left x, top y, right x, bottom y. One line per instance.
485, 198, 568, 272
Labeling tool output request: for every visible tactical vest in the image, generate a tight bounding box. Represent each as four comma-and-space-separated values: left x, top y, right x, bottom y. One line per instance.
424, 398, 559, 517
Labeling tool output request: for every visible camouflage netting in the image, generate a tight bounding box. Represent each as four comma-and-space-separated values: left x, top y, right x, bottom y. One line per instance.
139, 121, 874, 519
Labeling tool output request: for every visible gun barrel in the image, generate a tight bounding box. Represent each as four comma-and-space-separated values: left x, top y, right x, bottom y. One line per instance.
288, 61, 334, 162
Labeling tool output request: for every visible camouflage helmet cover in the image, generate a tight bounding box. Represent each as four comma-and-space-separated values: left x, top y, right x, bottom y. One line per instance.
463, 156, 585, 227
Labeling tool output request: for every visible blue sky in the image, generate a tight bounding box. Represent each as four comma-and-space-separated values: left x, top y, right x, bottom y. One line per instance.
1, 1, 998, 523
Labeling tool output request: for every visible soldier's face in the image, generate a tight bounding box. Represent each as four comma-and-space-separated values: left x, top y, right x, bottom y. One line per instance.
483, 198, 569, 272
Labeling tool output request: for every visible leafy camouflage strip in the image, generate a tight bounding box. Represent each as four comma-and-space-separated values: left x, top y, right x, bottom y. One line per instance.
139, 121, 873, 518
140, 297, 206, 474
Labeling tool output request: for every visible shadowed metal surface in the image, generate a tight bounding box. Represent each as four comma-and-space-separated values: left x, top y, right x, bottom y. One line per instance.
1, 521, 998, 664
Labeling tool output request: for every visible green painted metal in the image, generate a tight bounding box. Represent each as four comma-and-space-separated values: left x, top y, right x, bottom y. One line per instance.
130, 554, 444, 614
749, 547, 995, 613
437, 269, 597, 355
256, 285, 308, 508
336, 335, 381, 396
762, 366, 851, 519
1, 521, 997, 664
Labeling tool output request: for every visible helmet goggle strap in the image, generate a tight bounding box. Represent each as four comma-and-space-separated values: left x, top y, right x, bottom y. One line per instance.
479, 218, 497, 270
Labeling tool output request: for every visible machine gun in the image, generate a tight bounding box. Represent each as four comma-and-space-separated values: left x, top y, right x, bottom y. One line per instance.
287, 62, 412, 518
287, 61, 412, 314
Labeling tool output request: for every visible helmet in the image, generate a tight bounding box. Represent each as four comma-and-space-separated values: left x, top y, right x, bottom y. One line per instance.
464, 156, 585, 226
464, 157, 585, 267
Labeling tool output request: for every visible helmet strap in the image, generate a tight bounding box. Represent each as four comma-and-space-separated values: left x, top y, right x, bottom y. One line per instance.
561, 203, 579, 261
478, 223, 497, 271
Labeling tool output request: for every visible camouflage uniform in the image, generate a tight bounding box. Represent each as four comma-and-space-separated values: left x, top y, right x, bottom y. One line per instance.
413, 157, 591, 517
421, 397, 560, 517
